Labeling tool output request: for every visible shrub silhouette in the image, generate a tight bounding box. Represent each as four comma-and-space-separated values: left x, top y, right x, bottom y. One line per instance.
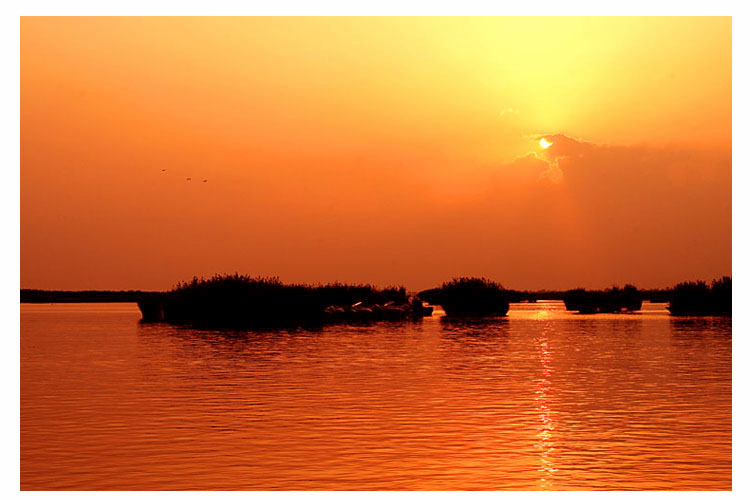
423, 277, 510, 317
563, 284, 642, 313
137, 273, 412, 328
668, 276, 731, 316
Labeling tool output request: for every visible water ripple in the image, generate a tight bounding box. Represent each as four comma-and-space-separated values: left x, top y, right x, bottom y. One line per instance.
21, 301, 731, 490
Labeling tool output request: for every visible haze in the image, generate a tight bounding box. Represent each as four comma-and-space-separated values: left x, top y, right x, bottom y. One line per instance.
21, 17, 731, 291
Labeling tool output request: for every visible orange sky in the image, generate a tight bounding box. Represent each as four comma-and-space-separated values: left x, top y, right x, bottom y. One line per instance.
20, 17, 732, 291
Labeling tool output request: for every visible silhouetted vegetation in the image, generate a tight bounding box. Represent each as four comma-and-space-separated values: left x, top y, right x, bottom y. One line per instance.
563, 285, 642, 313
137, 274, 430, 329
418, 277, 510, 317
24, 275, 733, 319
668, 276, 731, 316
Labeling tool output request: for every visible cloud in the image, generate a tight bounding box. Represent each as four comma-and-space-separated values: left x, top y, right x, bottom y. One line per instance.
535, 133, 594, 158
461, 134, 731, 288
527, 133, 596, 183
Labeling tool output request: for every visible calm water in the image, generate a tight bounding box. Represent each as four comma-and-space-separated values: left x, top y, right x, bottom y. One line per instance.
21, 301, 731, 490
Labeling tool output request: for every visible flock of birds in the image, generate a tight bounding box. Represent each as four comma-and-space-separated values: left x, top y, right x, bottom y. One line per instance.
161, 168, 208, 183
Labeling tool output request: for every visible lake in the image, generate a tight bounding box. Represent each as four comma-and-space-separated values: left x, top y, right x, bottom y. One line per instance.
20, 301, 731, 490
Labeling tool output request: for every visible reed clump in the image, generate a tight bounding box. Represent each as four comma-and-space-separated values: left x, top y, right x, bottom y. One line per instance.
668, 276, 731, 316
563, 284, 642, 313
419, 277, 510, 317
137, 273, 419, 328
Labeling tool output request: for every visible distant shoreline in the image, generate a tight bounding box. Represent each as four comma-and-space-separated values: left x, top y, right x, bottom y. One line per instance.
20, 288, 674, 304
20, 290, 161, 303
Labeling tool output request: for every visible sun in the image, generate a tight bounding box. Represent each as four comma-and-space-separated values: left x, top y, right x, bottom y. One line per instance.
539, 138, 553, 149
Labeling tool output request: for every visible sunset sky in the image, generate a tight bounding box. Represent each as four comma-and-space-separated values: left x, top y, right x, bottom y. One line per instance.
20, 17, 731, 291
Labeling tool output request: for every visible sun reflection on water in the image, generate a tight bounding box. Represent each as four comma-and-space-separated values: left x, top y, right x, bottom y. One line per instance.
531, 310, 550, 320
534, 317, 557, 489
